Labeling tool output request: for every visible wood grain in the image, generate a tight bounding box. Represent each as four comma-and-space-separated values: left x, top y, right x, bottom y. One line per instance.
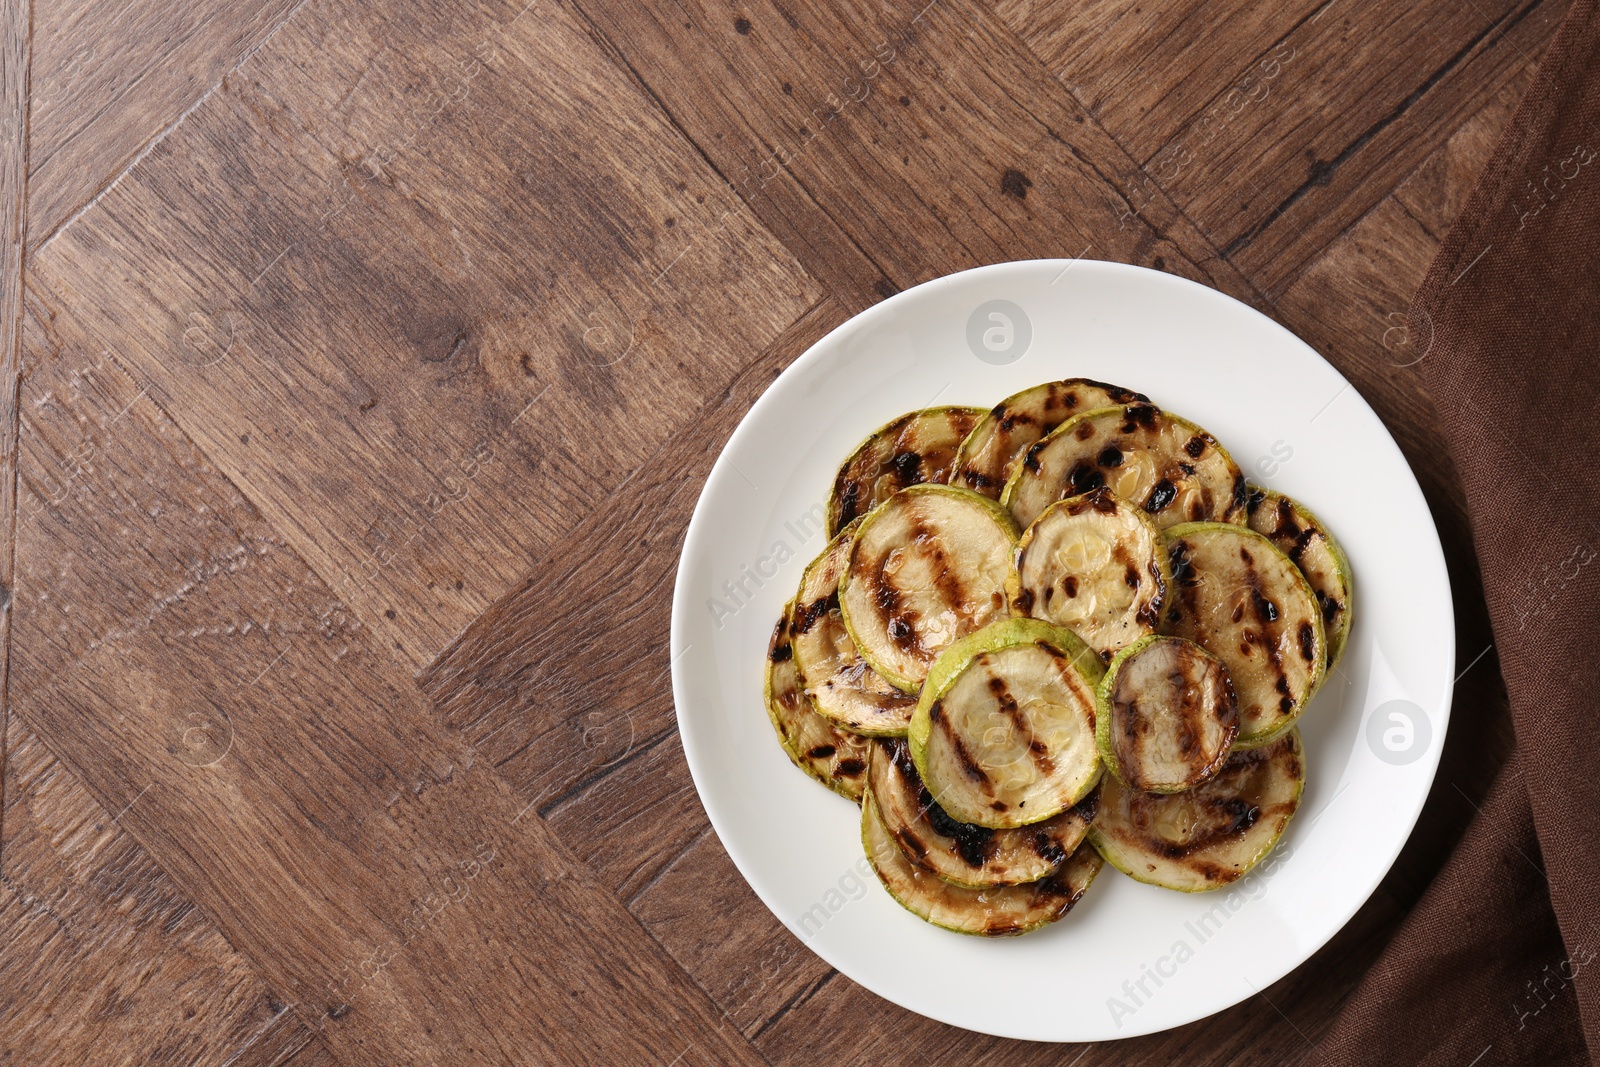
572, 0, 1256, 301
1, 0, 1550, 1056
27, 0, 304, 246
997, 0, 1566, 292
8, 290, 770, 1064
31, 0, 820, 669
0, 0, 29, 873
1, 718, 327, 1066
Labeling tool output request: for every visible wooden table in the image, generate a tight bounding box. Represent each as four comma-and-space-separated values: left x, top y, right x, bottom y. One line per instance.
0, 0, 1552, 1062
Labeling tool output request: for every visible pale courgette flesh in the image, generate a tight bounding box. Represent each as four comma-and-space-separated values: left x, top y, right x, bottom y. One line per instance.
1161, 522, 1326, 747
863, 782, 1104, 935
1096, 634, 1238, 793
1245, 485, 1354, 670
827, 405, 984, 535
908, 618, 1104, 830
870, 738, 1096, 888
953, 379, 1148, 498
1003, 404, 1247, 531
1007, 487, 1170, 660
791, 521, 917, 737
1089, 731, 1303, 892
839, 485, 1018, 693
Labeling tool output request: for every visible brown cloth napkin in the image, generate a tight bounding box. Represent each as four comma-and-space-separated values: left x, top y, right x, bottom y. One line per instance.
1314, 1, 1600, 1063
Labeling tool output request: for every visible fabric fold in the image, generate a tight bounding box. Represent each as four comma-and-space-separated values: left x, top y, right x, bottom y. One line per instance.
1316, 1, 1600, 1062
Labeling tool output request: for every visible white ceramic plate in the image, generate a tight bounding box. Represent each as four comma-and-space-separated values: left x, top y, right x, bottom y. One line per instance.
670, 260, 1453, 1042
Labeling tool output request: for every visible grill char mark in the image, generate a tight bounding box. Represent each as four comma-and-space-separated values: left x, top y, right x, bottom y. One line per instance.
932, 699, 994, 790
986, 670, 1057, 777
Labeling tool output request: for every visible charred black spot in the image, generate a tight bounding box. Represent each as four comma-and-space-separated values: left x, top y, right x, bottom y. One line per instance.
1124, 565, 1141, 590
1274, 676, 1291, 696
1071, 788, 1101, 822
923, 795, 994, 866
807, 744, 837, 759
1074, 421, 1096, 441
1178, 461, 1196, 476
929, 700, 943, 723
1251, 589, 1279, 623
888, 617, 913, 642
1185, 435, 1208, 458
1298, 621, 1316, 661
963, 468, 1000, 490
1279, 695, 1295, 714
1169, 541, 1197, 586
1289, 527, 1316, 563
1086, 380, 1149, 405
1097, 445, 1124, 467
1022, 442, 1045, 472
890, 449, 921, 483
1066, 486, 1118, 514
793, 594, 835, 635
734, 16, 752, 33
1320, 591, 1342, 622
770, 640, 793, 663
1032, 833, 1069, 866
836, 481, 862, 530
1232, 473, 1249, 512
1063, 575, 1079, 597
1145, 479, 1177, 512
1068, 462, 1105, 494
1016, 587, 1035, 613
1215, 796, 1260, 835
1123, 403, 1158, 430
835, 758, 866, 777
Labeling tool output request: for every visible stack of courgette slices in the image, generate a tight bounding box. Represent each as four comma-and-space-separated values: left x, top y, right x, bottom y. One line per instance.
763, 378, 1352, 936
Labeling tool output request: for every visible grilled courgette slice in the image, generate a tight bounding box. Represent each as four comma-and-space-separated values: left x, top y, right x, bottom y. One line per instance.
1245, 486, 1354, 670
826, 406, 985, 535
908, 618, 1104, 830
791, 521, 917, 737
953, 379, 1148, 498
1162, 523, 1326, 747
839, 485, 1018, 693
870, 738, 1097, 888
1007, 487, 1170, 660
1088, 730, 1303, 892
863, 783, 1104, 935
1095, 635, 1238, 793
1002, 403, 1247, 531
766, 606, 874, 801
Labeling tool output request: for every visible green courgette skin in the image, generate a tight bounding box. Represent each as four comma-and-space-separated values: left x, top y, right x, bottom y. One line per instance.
1161, 522, 1326, 748
908, 618, 1104, 830
869, 738, 1096, 889
953, 379, 1148, 499
1089, 730, 1304, 893
1244, 485, 1354, 671
862, 782, 1104, 936
826, 405, 985, 535
764, 604, 874, 801
838, 484, 1019, 693
1094, 634, 1239, 794
790, 520, 917, 737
